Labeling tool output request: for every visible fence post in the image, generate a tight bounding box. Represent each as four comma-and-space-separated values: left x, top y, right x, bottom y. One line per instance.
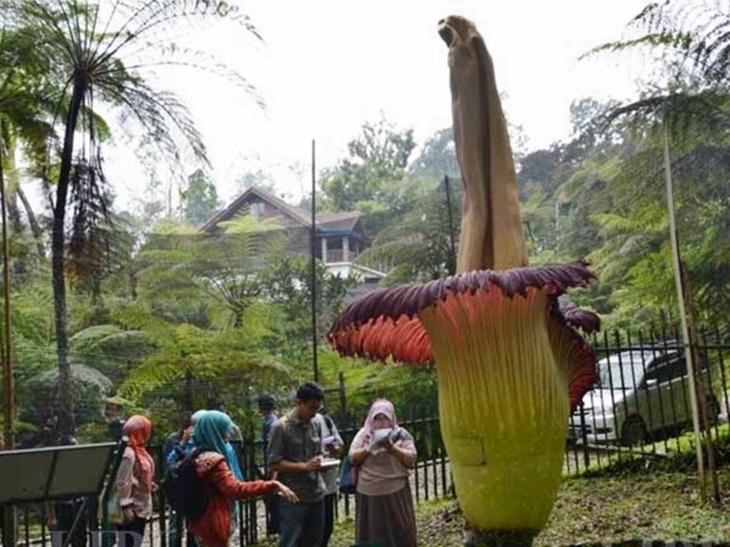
156, 444, 167, 547
245, 395, 259, 545
1, 506, 16, 547
338, 372, 347, 426
578, 403, 589, 469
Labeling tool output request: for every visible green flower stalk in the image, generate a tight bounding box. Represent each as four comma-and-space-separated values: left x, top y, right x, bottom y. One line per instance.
328, 15, 600, 546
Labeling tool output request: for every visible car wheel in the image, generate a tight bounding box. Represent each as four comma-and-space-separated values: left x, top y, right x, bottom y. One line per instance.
620, 416, 648, 447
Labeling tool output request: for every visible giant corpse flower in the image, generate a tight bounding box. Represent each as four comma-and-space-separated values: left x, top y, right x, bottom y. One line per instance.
328, 15, 600, 546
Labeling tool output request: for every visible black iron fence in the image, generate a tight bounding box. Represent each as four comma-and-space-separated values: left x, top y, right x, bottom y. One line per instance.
5, 326, 729, 546
565, 326, 729, 473
3, 414, 452, 547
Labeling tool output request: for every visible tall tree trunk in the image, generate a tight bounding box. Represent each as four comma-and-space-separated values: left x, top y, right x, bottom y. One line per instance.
3, 153, 22, 236
16, 185, 45, 261
0, 131, 16, 453
53, 77, 86, 435
0, 147, 29, 277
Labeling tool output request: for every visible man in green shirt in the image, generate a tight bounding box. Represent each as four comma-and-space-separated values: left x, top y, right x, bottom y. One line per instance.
268, 382, 325, 547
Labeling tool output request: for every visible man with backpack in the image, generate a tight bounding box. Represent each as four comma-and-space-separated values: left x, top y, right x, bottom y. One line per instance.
267, 382, 326, 547
163, 413, 193, 467
314, 411, 342, 547
162, 413, 195, 547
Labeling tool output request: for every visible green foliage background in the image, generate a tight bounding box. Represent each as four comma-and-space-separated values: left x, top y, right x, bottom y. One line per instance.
0, 0, 728, 446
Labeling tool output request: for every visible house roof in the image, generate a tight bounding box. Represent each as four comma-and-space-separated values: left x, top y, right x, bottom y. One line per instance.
200, 186, 363, 232
200, 186, 308, 232
317, 211, 362, 231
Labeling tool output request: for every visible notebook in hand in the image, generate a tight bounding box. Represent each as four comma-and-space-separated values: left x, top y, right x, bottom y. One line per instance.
368, 428, 393, 452
319, 458, 341, 468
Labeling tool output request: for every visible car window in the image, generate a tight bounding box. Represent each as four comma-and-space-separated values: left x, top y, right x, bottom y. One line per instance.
599, 351, 652, 389
644, 354, 687, 384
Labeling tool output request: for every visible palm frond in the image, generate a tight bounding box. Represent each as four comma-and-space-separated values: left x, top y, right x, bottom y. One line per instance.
603, 89, 730, 150
587, 0, 730, 85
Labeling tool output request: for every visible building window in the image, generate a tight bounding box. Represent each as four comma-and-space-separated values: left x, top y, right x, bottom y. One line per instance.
250, 201, 265, 218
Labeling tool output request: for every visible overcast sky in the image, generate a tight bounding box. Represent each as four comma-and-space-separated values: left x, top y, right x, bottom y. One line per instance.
104, 0, 653, 211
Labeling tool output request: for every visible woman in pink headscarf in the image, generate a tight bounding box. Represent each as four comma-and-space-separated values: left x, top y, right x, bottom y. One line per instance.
109, 415, 156, 547
348, 399, 417, 547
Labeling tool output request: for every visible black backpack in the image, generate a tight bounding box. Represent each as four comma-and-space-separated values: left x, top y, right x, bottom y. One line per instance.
161, 447, 209, 521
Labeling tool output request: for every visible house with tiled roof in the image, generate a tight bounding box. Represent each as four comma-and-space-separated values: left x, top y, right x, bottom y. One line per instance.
200, 186, 387, 282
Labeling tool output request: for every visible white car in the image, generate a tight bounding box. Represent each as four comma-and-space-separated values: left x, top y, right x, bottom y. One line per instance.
569, 347, 720, 446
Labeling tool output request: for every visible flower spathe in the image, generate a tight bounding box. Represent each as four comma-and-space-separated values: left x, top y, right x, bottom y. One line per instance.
328, 261, 600, 533
329, 13, 602, 543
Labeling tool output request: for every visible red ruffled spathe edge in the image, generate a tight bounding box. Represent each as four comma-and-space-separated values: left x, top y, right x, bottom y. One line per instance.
328, 261, 600, 411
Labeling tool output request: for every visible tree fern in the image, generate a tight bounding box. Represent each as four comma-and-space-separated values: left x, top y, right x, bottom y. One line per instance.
357, 179, 461, 284
0, 0, 263, 433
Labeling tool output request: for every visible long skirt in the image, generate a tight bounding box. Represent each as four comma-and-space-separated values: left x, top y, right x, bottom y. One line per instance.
355, 483, 417, 547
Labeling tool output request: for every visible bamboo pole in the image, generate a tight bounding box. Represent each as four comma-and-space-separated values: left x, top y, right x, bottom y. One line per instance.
681, 260, 721, 504
662, 116, 706, 501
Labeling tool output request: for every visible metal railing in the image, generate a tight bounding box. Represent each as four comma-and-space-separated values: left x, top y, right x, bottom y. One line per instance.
6, 415, 452, 547
324, 249, 351, 263
7, 325, 729, 546
564, 326, 729, 474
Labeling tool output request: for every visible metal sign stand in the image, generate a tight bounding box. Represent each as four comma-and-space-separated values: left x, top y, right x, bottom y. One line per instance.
0, 439, 126, 547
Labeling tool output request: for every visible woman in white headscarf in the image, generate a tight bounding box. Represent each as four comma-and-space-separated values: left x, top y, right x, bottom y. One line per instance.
348, 399, 417, 547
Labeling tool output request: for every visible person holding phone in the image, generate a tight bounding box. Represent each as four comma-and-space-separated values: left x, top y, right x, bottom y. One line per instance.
348, 399, 417, 547
164, 413, 195, 547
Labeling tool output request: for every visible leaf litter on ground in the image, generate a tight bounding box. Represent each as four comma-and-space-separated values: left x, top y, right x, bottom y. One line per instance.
314, 465, 730, 546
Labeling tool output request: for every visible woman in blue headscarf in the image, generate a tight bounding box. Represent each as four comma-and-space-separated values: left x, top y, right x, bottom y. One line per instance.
222, 427, 244, 482
187, 411, 297, 547
167, 409, 244, 477
195, 409, 244, 535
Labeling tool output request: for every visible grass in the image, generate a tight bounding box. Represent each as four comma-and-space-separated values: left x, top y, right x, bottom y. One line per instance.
257, 430, 730, 546
315, 465, 730, 546
535, 467, 730, 545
